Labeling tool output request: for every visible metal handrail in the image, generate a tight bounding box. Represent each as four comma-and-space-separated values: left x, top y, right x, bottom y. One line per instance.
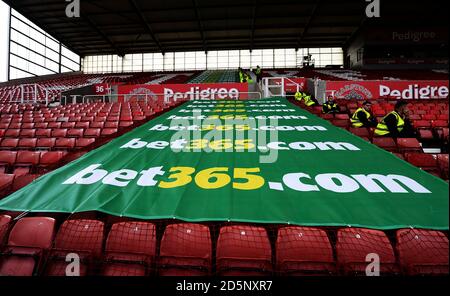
80, 91, 262, 104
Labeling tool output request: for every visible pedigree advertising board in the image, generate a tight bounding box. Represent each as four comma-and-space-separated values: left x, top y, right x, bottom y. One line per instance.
327, 80, 449, 100
117, 83, 249, 103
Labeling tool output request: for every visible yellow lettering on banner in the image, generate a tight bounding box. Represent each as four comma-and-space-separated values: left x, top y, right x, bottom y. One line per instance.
158, 167, 195, 189
209, 139, 233, 150
195, 167, 231, 189
186, 139, 208, 150
216, 125, 233, 131
235, 139, 255, 150
235, 124, 250, 131
233, 168, 265, 190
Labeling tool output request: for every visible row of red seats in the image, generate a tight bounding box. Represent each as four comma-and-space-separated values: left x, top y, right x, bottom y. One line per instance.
0, 138, 95, 151
0, 151, 67, 175
401, 153, 449, 180
0, 217, 448, 276
0, 72, 194, 104
0, 175, 42, 197
296, 99, 449, 181
0, 128, 119, 139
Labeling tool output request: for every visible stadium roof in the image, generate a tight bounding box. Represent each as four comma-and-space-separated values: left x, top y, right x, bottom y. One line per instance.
4, 0, 448, 57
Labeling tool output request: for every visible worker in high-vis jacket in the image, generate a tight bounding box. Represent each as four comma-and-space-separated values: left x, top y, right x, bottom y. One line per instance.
294, 91, 304, 101
350, 101, 378, 128
294, 91, 317, 106
254, 65, 262, 82
374, 101, 414, 138
322, 95, 340, 114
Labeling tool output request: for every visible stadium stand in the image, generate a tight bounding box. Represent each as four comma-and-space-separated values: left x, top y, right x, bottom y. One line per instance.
0, 0, 447, 281
188, 70, 239, 83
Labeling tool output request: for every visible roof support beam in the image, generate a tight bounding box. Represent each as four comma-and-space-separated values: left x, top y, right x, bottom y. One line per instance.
192, 0, 207, 52
82, 15, 124, 56
129, 0, 164, 53
250, 0, 258, 51
296, 0, 322, 49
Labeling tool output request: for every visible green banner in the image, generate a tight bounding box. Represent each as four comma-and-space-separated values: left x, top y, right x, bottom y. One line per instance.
0, 98, 448, 230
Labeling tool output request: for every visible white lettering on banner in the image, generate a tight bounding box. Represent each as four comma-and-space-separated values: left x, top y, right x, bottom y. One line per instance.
392, 31, 437, 42
164, 87, 240, 101
63, 164, 166, 188
282, 173, 431, 194
177, 109, 296, 113
166, 115, 308, 120
185, 104, 288, 108
147, 124, 327, 132
62, 165, 432, 194
379, 84, 449, 99
120, 139, 360, 152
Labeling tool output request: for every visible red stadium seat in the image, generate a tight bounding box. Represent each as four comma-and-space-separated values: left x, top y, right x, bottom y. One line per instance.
397, 138, 423, 153
75, 138, 96, 149
437, 114, 449, 121
393, 152, 405, 160
422, 114, 437, 121
89, 122, 104, 129
4, 129, 20, 138
11, 174, 40, 192
336, 228, 398, 275
331, 119, 350, 129
84, 128, 101, 138
405, 153, 440, 175
413, 120, 431, 129
38, 151, 65, 169
119, 121, 134, 128
67, 128, 84, 138
17, 138, 38, 150
276, 227, 335, 275
0, 151, 17, 173
81, 116, 94, 122
68, 116, 81, 122
437, 154, 449, 180
0, 139, 19, 150
348, 127, 370, 139
14, 151, 40, 175
159, 223, 212, 276
0, 215, 11, 245
47, 122, 61, 129
0, 217, 55, 276
34, 121, 46, 127
0, 174, 15, 194
372, 137, 398, 152
396, 229, 449, 275
320, 114, 334, 120
432, 120, 448, 128
102, 222, 156, 276
36, 138, 56, 150
216, 225, 272, 276
51, 129, 68, 138
35, 128, 52, 138
54, 138, 76, 150
61, 122, 76, 129
44, 219, 104, 276
335, 114, 349, 120
105, 122, 119, 128
94, 117, 107, 122
418, 129, 434, 141
101, 128, 118, 136
19, 129, 36, 138
74, 122, 90, 129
